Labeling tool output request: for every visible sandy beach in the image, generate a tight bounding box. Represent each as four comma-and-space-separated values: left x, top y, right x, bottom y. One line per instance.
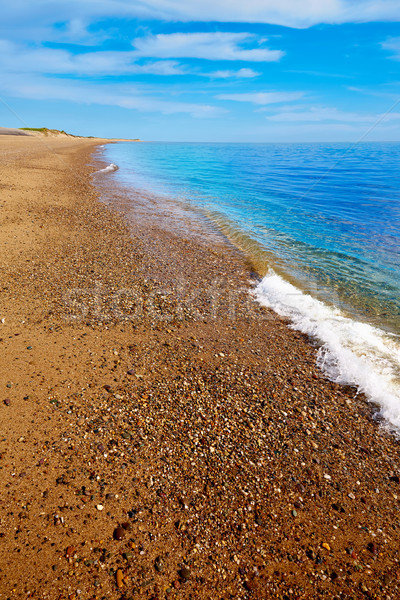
1, 134, 400, 600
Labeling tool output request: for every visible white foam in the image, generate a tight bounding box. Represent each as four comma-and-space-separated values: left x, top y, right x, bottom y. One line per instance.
254, 270, 400, 430
96, 163, 118, 174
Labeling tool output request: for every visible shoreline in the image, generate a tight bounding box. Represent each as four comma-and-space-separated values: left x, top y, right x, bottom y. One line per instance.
1, 135, 400, 599
97, 141, 400, 432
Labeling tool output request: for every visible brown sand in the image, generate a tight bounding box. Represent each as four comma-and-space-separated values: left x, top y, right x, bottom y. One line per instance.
1, 135, 400, 600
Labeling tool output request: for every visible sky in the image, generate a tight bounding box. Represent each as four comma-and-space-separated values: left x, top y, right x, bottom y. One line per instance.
0, 1, 399, 141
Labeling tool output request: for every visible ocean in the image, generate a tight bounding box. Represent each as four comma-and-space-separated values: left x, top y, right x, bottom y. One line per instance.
95, 141, 400, 430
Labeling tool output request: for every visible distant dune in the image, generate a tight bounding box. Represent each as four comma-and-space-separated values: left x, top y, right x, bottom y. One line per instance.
0, 127, 140, 141
0, 127, 32, 136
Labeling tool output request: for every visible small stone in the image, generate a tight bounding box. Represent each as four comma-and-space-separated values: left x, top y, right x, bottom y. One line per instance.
367, 542, 378, 555
155, 557, 164, 573
113, 526, 125, 540
179, 566, 191, 581
96, 505, 104, 511
27, 346, 32, 350
243, 580, 255, 592
127, 369, 135, 376
321, 543, 331, 551
292, 510, 297, 517
121, 431, 131, 440
65, 546, 76, 558
3, 399, 10, 406
116, 569, 124, 588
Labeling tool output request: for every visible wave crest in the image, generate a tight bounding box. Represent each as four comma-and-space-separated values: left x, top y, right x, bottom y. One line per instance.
254, 270, 400, 431
96, 163, 118, 174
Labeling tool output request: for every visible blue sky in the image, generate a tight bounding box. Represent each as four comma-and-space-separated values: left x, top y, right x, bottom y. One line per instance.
0, 1, 399, 141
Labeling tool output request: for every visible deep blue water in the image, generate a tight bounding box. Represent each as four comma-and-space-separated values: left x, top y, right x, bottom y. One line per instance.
102, 141, 400, 334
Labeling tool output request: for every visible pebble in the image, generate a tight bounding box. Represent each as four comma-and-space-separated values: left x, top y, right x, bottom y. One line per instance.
154, 557, 164, 573
96, 504, 104, 511
65, 546, 76, 558
113, 526, 125, 540
367, 542, 378, 555
116, 569, 124, 588
127, 369, 135, 375
3, 399, 10, 406
321, 542, 331, 551
179, 566, 191, 581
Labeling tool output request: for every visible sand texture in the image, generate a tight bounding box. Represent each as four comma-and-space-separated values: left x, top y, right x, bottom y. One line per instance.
1, 134, 400, 599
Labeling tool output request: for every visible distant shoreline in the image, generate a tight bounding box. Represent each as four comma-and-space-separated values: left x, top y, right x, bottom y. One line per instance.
0, 126, 141, 142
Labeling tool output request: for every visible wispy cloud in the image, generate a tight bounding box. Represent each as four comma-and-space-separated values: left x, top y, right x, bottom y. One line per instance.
264, 105, 400, 123
381, 36, 400, 60
216, 91, 304, 104
1, 74, 225, 118
2, 1, 399, 37
0, 40, 186, 76
207, 68, 260, 79
131, 32, 284, 62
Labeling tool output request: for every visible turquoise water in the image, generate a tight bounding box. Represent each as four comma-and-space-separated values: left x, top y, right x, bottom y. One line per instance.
98, 141, 400, 428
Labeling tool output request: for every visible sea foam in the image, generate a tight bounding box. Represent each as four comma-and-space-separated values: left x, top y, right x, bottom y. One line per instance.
254, 270, 400, 430
96, 163, 118, 174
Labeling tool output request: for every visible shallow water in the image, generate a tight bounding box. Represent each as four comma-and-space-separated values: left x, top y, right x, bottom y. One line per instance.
96, 141, 400, 429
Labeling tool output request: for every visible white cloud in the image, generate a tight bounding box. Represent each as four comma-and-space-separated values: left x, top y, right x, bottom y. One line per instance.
264, 105, 400, 123
381, 36, 400, 60
216, 91, 304, 104
1, 1, 399, 37
1, 74, 225, 118
131, 32, 283, 62
207, 68, 260, 78
0, 40, 186, 76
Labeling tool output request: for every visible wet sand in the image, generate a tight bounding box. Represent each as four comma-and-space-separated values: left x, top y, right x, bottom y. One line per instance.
1, 135, 400, 600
